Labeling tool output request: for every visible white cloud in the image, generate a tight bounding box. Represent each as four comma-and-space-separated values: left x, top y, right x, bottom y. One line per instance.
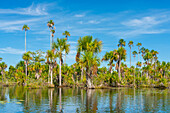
0, 18, 45, 32
74, 14, 85, 17
122, 16, 160, 28
0, 47, 24, 54
88, 20, 100, 24
77, 21, 83, 24
0, 3, 49, 16
68, 41, 77, 44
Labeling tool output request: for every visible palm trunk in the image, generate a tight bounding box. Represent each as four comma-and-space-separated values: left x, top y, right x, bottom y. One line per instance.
59, 59, 62, 86
25, 61, 27, 85
134, 57, 136, 86
138, 47, 139, 62
25, 31, 26, 53
48, 65, 50, 84
118, 58, 121, 82
86, 67, 92, 88
50, 65, 53, 85
81, 67, 84, 81
50, 31, 52, 50
130, 47, 131, 67
65, 52, 66, 65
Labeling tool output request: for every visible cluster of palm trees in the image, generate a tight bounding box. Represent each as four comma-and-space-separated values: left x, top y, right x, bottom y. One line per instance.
0, 20, 169, 88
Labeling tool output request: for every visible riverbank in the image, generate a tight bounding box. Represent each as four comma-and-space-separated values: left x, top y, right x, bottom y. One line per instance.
0, 81, 169, 89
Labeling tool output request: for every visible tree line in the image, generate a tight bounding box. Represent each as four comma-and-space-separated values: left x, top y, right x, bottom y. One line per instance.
0, 20, 169, 88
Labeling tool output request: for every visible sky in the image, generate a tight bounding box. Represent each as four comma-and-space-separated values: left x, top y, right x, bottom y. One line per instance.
0, 0, 170, 68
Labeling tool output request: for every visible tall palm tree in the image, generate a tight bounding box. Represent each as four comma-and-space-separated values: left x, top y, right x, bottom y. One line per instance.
62, 31, 71, 65
0, 57, 2, 61
117, 47, 126, 82
53, 38, 69, 86
62, 31, 70, 40
132, 51, 137, 86
76, 36, 102, 88
47, 20, 55, 49
136, 43, 142, 62
46, 50, 57, 85
151, 50, 159, 76
136, 61, 142, 76
140, 47, 145, 66
63, 39, 70, 65
128, 41, 134, 67
22, 52, 32, 84
132, 51, 138, 66
143, 52, 152, 78
102, 51, 118, 73
22, 25, 30, 53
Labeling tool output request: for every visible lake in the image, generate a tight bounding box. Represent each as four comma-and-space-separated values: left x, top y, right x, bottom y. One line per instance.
0, 86, 169, 113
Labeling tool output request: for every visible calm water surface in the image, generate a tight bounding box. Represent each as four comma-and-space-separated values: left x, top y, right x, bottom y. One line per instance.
0, 86, 169, 113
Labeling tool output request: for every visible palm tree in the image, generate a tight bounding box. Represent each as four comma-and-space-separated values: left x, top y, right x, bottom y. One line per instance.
53, 38, 69, 86
136, 43, 142, 62
0, 62, 7, 82
0, 57, 2, 61
143, 52, 152, 78
22, 52, 32, 84
46, 50, 57, 85
117, 47, 126, 82
63, 39, 70, 65
132, 51, 138, 66
22, 24, 30, 53
140, 47, 145, 66
76, 36, 102, 88
62, 31, 70, 40
47, 20, 55, 49
128, 41, 134, 67
151, 50, 159, 76
102, 51, 118, 73
118, 39, 126, 47
136, 61, 142, 78
132, 51, 137, 86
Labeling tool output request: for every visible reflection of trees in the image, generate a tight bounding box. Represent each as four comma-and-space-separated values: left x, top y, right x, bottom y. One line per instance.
0, 86, 6, 101
0, 86, 169, 112
85, 89, 98, 113
113, 88, 125, 113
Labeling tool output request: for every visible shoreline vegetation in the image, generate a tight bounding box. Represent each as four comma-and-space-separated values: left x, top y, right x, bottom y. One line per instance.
0, 20, 169, 89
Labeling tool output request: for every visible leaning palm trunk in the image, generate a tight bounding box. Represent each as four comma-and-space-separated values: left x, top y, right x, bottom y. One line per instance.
118, 59, 121, 82
50, 65, 53, 85
86, 67, 93, 88
59, 59, 62, 86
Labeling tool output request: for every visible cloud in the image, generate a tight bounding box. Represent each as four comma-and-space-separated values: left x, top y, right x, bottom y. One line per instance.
68, 41, 77, 44
0, 18, 45, 32
74, 14, 85, 17
0, 47, 24, 54
88, 20, 100, 24
0, 3, 49, 16
122, 16, 161, 28
109, 29, 167, 38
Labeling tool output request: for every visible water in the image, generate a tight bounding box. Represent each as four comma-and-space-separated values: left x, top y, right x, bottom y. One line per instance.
0, 86, 169, 113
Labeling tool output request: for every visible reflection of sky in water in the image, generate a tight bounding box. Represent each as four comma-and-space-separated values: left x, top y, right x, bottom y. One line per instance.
0, 87, 169, 113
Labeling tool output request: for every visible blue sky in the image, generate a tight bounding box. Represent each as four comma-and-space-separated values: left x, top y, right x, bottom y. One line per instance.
0, 0, 170, 68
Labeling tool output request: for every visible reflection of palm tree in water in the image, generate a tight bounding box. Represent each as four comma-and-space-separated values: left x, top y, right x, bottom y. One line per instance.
86, 89, 98, 113
113, 88, 125, 112
59, 88, 63, 113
